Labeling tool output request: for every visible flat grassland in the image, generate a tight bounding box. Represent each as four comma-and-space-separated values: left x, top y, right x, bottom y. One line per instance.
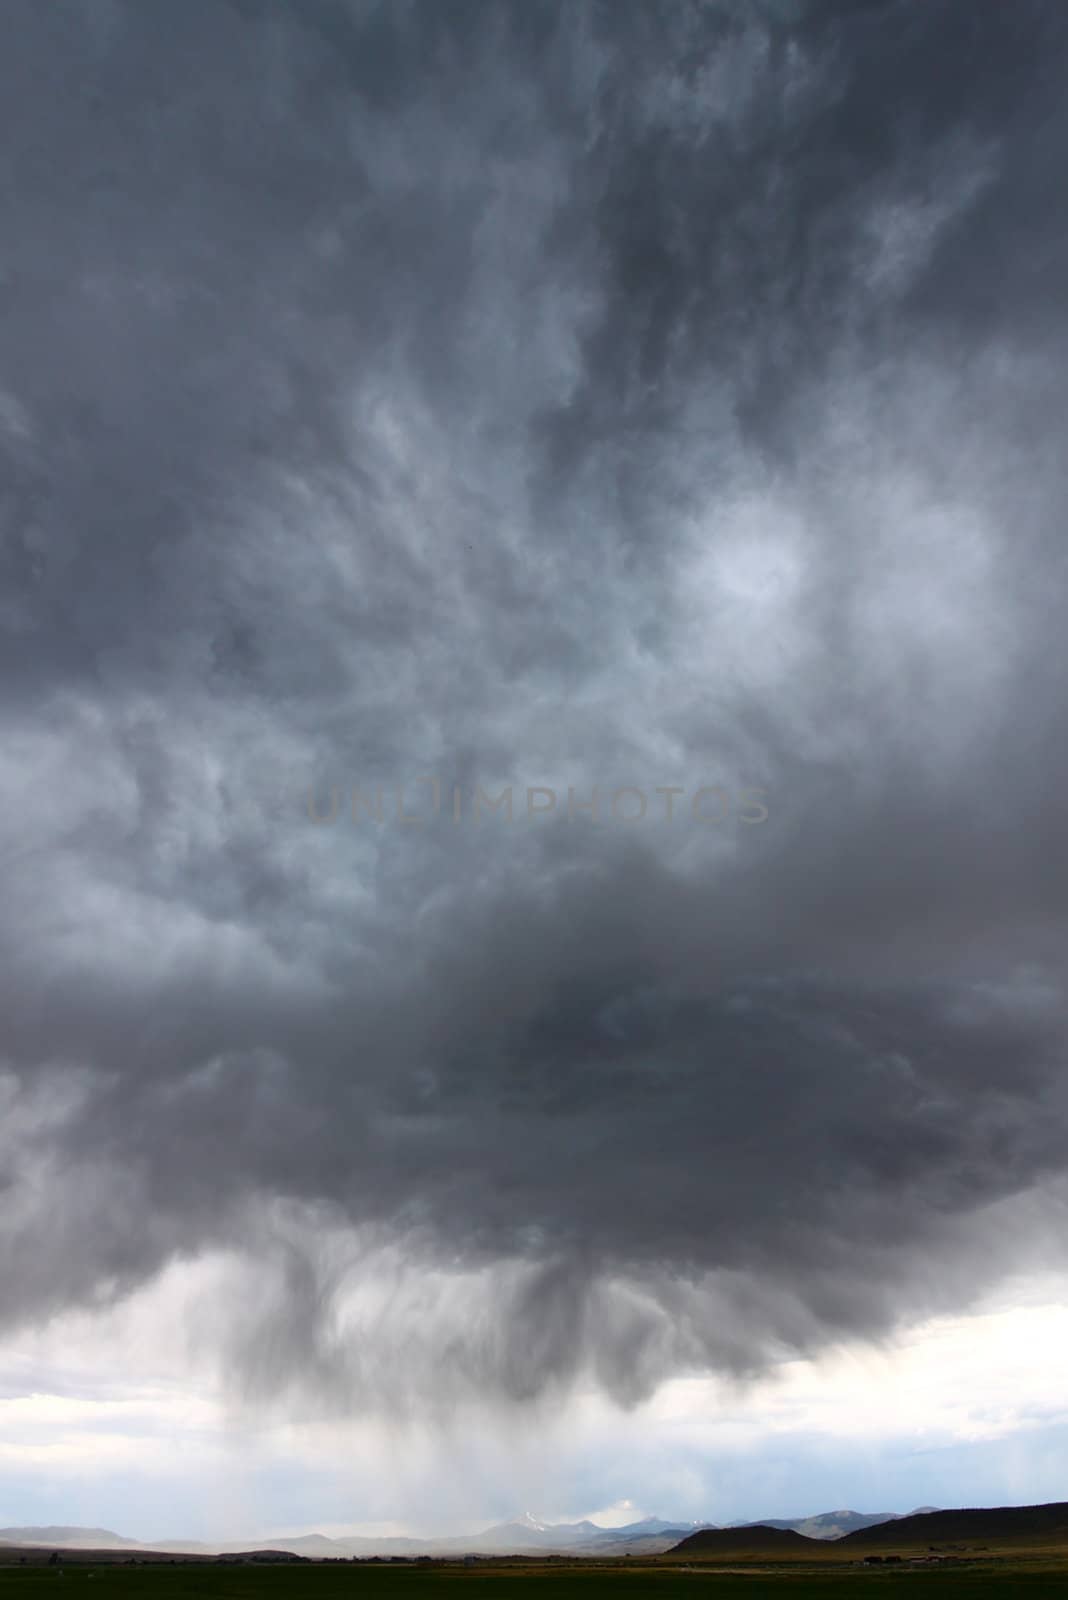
3, 1550, 1068, 1599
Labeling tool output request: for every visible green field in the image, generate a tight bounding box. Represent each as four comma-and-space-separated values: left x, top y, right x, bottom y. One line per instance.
3, 1561, 1068, 1599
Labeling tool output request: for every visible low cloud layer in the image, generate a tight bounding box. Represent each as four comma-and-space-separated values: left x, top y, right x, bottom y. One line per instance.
3, 0, 1068, 1413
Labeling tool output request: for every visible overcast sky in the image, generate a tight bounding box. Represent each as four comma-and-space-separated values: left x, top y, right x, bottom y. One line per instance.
3, 0, 1068, 1538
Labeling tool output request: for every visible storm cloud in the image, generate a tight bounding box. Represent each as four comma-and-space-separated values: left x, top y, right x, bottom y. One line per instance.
3, 0, 1068, 1414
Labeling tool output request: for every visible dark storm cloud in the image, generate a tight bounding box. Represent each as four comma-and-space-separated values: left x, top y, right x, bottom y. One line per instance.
2, 0, 1068, 1407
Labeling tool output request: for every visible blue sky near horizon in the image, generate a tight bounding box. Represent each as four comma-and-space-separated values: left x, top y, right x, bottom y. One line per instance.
2, 1280, 1067, 1542
3, 1422, 1068, 1543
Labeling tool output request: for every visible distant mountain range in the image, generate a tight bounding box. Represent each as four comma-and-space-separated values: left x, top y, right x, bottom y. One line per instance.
0, 1528, 140, 1551
0, 1508, 902, 1558
0, 1517, 708, 1560
9, 1502, 1068, 1563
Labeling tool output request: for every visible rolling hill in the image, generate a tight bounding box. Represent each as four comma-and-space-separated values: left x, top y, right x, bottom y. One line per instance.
670, 1524, 818, 1555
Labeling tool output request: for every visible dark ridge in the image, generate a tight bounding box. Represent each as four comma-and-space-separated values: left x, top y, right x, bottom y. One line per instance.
839, 1502, 1068, 1547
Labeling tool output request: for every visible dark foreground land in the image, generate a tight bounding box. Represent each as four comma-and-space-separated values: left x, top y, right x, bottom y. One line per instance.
4, 1554, 1068, 1598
